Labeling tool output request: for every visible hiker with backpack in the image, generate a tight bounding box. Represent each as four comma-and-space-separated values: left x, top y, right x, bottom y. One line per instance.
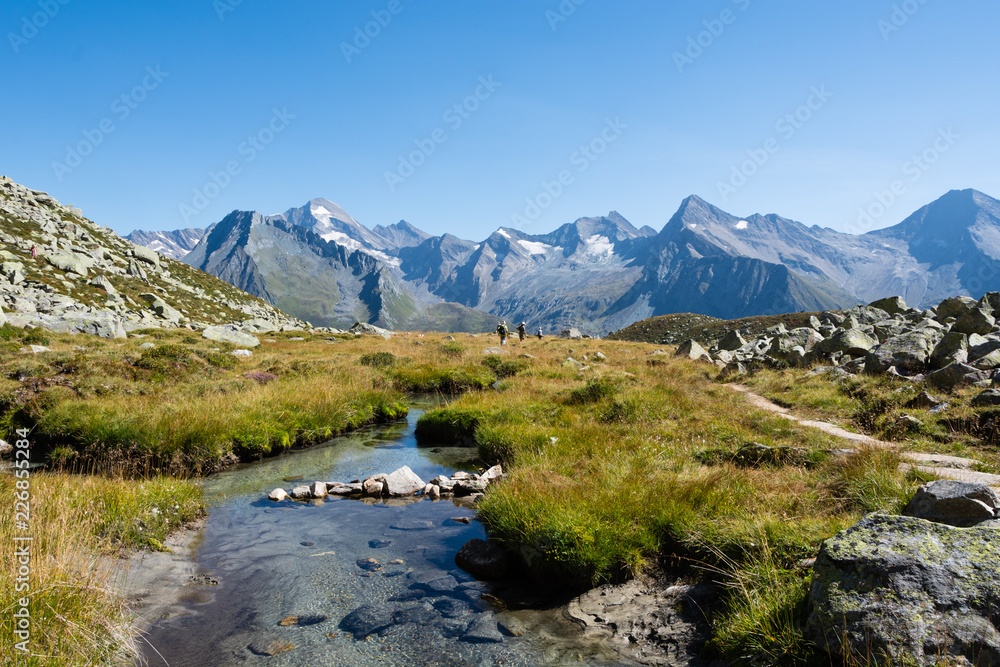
496, 321, 509, 345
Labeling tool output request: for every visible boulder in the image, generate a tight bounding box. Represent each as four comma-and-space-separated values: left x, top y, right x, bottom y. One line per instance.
936, 295, 978, 321
926, 362, 990, 390
240, 318, 278, 333
865, 331, 939, 374
455, 539, 511, 580
362, 475, 386, 497
973, 348, 1000, 370
310, 481, 327, 498
349, 322, 393, 337
970, 335, 1000, 361
0, 261, 24, 285
717, 330, 747, 352
480, 465, 503, 482
972, 389, 1000, 408
953, 306, 996, 336
382, 466, 425, 497
89, 275, 117, 295
289, 485, 311, 500
905, 391, 943, 410
45, 251, 93, 277
818, 328, 879, 357
903, 480, 999, 527
560, 328, 583, 339
453, 479, 489, 496
267, 488, 287, 502
929, 331, 968, 369
339, 604, 395, 640
140, 293, 183, 323
202, 325, 260, 348
809, 514, 1000, 665
0, 439, 11, 457
868, 296, 907, 316
130, 244, 161, 267
0, 306, 5, 327
675, 339, 711, 362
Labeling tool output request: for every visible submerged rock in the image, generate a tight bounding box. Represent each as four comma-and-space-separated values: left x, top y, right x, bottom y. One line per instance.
455, 539, 510, 581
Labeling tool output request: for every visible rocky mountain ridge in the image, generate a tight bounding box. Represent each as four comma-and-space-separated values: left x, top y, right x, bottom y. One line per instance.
0, 176, 305, 337
123, 188, 1000, 335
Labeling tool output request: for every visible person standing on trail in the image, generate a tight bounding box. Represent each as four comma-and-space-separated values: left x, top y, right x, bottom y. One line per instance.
517, 322, 526, 342
537, 326, 543, 340
496, 321, 509, 346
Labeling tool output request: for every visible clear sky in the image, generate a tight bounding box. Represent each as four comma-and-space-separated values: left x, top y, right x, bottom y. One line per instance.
2, 0, 997, 239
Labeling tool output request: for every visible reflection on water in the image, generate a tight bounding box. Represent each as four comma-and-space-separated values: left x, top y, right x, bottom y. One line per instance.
139, 408, 633, 666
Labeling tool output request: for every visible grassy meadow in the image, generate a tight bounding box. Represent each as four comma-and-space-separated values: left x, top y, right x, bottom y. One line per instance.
5, 322, 992, 665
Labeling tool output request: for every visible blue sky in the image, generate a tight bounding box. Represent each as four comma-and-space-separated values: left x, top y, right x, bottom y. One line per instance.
2, 0, 997, 239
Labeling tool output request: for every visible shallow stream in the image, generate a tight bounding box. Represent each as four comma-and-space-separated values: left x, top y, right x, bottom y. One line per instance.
139, 406, 632, 666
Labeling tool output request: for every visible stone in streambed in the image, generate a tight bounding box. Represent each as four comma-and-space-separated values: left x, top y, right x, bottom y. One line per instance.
267, 488, 287, 501
456, 538, 510, 580
339, 604, 395, 640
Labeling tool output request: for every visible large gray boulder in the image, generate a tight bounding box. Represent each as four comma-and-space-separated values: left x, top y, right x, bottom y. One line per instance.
868, 296, 907, 316
202, 324, 260, 348
0, 306, 6, 327
929, 331, 969, 369
717, 330, 747, 352
45, 251, 93, 277
675, 339, 711, 362
953, 306, 996, 336
903, 479, 999, 527
926, 362, 990, 390
130, 244, 161, 268
936, 295, 978, 321
865, 330, 939, 374
809, 513, 1000, 666
819, 328, 879, 357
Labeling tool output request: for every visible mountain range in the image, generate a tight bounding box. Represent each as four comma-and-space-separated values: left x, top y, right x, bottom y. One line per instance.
128, 189, 1000, 335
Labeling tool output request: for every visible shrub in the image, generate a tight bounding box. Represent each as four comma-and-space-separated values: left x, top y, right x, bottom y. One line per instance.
482, 355, 528, 379
441, 342, 464, 357
568, 377, 619, 404
360, 351, 396, 368
203, 352, 238, 370
20, 326, 50, 345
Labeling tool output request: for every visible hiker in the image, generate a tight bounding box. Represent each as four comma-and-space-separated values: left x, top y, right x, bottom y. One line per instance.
30, 244, 37, 259
496, 320, 509, 345
517, 322, 526, 342
537, 326, 543, 340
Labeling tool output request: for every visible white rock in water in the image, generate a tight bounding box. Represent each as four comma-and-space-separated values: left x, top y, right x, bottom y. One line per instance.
310, 481, 327, 498
289, 485, 311, 499
383, 465, 425, 496
268, 488, 287, 502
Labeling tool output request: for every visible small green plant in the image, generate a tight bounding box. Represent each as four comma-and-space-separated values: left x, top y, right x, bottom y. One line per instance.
204, 351, 238, 369
20, 326, 50, 345
482, 354, 528, 379
360, 351, 396, 368
568, 377, 619, 404
441, 341, 464, 357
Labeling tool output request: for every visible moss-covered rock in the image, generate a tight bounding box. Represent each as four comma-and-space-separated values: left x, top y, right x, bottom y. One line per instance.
808, 513, 1000, 665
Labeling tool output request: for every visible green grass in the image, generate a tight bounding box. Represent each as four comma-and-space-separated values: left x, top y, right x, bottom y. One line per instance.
0, 472, 203, 667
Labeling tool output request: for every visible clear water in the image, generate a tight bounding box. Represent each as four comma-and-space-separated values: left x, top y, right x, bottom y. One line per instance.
139, 407, 633, 666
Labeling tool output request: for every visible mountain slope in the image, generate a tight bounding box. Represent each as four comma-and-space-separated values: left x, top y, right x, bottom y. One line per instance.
0, 176, 303, 334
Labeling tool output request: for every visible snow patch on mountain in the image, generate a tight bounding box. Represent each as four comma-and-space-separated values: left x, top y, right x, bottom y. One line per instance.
518, 240, 558, 255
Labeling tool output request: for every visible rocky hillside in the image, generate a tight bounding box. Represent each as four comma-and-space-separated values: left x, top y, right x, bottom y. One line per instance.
672, 293, 1000, 395
0, 176, 304, 336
